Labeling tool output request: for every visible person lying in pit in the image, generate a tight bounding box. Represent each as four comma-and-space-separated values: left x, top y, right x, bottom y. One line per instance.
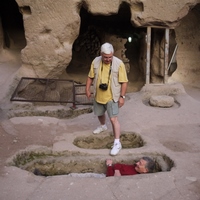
106, 156, 155, 177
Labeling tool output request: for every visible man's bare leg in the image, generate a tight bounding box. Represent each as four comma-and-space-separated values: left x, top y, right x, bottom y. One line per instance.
98, 114, 106, 125
93, 114, 107, 134
110, 116, 121, 155
110, 116, 120, 139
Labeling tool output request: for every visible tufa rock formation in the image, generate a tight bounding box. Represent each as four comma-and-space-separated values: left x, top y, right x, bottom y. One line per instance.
0, 0, 200, 99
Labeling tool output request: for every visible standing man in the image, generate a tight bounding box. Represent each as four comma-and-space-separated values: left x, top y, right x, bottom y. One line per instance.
86, 42, 128, 156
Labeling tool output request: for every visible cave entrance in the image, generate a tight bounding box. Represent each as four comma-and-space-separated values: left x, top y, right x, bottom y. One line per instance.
146, 27, 177, 84
0, 0, 26, 52
65, 2, 177, 91
65, 2, 146, 92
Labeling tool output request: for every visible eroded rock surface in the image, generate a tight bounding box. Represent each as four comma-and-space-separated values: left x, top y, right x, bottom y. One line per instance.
0, 0, 200, 101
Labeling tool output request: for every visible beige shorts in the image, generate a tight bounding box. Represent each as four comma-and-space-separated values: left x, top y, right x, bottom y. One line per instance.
93, 100, 119, 118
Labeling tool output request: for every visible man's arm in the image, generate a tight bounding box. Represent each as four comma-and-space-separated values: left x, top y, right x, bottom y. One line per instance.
120, 82, 128, 96
85, 77, 93, 99
106, 160, 122, 177
118, 82, 128, 107
114, 170, 122, 176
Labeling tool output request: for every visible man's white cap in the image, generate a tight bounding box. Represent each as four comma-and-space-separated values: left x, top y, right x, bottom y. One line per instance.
101, 43, 114, 54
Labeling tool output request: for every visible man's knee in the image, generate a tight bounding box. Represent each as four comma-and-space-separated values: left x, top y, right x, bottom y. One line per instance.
110, 116, 118, 124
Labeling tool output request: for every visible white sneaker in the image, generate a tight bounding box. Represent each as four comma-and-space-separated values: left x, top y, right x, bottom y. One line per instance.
93, 124, 108, 134
110, 142, 122, 156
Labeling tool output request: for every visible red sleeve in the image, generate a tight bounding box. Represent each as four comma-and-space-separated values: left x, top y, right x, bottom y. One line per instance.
106, 166, 114, 177
106, 164, 138, 177
114, 164, 138, 176
113, 163, 122, 170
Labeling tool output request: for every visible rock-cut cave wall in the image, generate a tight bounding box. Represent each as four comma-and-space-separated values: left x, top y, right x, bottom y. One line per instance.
0, 0, 200, 97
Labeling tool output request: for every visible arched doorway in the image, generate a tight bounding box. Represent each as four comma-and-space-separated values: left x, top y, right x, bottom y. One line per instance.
64, 2, 146, 92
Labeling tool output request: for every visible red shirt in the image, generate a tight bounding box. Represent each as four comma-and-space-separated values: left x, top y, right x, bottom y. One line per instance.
106, 163, 139, 177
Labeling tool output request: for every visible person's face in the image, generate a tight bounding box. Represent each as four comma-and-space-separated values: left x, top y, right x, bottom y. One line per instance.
135, 159, 148, 173
101, 52, 113, 65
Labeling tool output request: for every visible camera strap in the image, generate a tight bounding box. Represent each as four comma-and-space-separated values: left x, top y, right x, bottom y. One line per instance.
100, 62, 112, 84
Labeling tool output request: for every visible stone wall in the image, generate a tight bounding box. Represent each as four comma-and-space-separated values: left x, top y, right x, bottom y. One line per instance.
0, 0, 200, 89
172, 5, 200, 87
15, 0, 81, 78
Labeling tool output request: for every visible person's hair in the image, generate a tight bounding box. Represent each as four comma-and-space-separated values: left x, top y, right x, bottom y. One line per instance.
101, 43, 114, 54
142, 157, 155, 173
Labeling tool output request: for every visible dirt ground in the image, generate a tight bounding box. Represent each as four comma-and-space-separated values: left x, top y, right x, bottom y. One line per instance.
0, 49, 200, 200
0, 48, 145, 176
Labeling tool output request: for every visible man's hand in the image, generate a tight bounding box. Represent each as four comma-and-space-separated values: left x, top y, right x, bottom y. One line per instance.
85, 77, 93, 99
106, 159, 113, 166
114, 170, 121, 176
86, 90, 91, 99
118, 97, 125, 108
118, 82, 127, 107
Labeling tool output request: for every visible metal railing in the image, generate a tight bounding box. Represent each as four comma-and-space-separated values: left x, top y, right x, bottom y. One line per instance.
10, 77, 93, 108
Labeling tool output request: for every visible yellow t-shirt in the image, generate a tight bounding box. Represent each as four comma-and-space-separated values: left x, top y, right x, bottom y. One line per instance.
88, 61, 128, 104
